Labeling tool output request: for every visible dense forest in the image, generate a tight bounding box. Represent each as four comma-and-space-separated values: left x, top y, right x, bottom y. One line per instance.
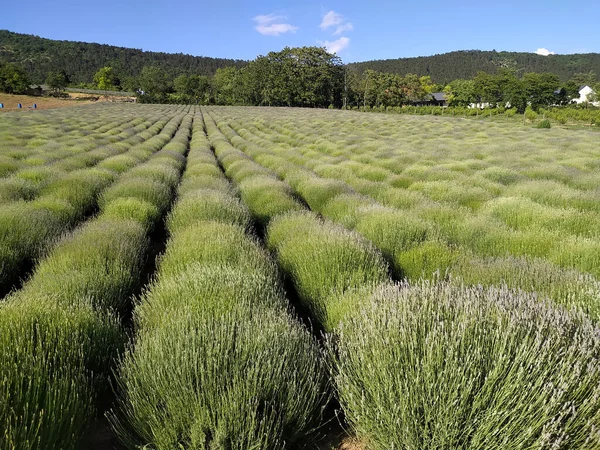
349, 50, 600, 84
0, 30, 246, 84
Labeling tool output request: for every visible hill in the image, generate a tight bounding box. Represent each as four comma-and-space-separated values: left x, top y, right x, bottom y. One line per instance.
0, 30, 247, 84
348, 50, 600, 83
2, 30, 599, 86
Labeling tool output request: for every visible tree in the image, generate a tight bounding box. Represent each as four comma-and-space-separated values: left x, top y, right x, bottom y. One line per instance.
473, 72, 502, 106
497, 69, 527, 112
213, 67, 242, 105
93, 66, 119, 92
237, 46, 344, 108
173, 74, 211, 104
45, 71, 69, 94
0, 62, 30, 94
523, 72, 560, 110
402, 73, 427, 103
137, 66, 172, 103
570, 71, 597, 88
444, 79, 476, 106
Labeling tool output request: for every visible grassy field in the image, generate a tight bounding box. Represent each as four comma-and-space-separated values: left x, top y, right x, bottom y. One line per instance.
1, 103, 600, 450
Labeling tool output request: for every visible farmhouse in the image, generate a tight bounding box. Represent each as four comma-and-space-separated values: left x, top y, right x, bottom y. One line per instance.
430, 92, 447, 107
571, 85, 599, 106
414, 92, 448, 107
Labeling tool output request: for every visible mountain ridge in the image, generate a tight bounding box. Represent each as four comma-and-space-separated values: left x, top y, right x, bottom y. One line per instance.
1, 30, 599, 84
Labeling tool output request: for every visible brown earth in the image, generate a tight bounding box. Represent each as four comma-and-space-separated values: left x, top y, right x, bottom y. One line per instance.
0, 93, 135, 111
81, 418, 365, 450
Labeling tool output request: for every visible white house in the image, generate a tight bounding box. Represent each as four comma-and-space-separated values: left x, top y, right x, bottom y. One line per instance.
572, 85, 599, 106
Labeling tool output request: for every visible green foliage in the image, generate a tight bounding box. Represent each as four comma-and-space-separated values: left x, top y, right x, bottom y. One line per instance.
238, 46, 345, 107
110, 124, 328, 448
524, 106, 538, 121
523, 72, 560, 110
267, 211, 389, 330
45, 70, 69, 93
0, 297, 124, 450
93, 66, 119, 92
535, 118, 552, 128
444, 79, 476, 106
0, 29, 245, 84
0, 61, 30, 93
348, 49, 600, 84
330, 282, 600, 449
173, 74, 211, 104
137, 66, 172, 103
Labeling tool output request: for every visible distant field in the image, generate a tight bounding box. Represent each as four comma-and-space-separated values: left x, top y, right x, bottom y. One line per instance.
2, 104, 600, 450
0, 93, 135, 111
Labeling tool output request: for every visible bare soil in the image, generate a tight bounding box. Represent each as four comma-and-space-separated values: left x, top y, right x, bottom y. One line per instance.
0, 93, 135, 111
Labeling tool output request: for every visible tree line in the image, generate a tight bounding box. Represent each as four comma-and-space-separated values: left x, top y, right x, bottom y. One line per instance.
1, 45, 598, 112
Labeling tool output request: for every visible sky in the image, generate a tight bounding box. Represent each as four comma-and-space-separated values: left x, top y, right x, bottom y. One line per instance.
2, 0, 600, 63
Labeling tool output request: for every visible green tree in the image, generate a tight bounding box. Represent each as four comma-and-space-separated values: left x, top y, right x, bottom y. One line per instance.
45, 71, 69, 94
444, 79, 476, 107
570, 71, 597, 87
523, 72, 560, 110
473, 71, 502, 106
137, 66, 172, 103
0, 62, 30, 94
237, 47, 344, 108
213, 67, 242, 105
173, 74, 211, 104
497, 69, 527, 113
93, 66, 119, 92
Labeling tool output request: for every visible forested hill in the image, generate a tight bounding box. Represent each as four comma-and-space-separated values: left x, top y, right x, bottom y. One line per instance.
3, 29, 600, 86
348, 50, 600, 83
0, 30, 247, 84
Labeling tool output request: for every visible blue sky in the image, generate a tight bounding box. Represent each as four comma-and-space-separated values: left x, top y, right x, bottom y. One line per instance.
2, 0, 599, 62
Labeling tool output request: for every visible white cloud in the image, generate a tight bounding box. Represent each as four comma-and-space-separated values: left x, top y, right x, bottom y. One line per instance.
320, 10, 353, 35
253, 14, 298, 36
319, 37, 350, 54
535, 48, 556, 56
321, 11, 344, 29
334, 22, 354, 35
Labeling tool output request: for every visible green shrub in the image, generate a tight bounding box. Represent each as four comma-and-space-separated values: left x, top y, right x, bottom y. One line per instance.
167, 190, 251, 232
535, 119, 552, 129
267, 211, 389, 330
238, 176, 304, 227
451, 253, 600, 320
296, 177, 352, 213
111, 302, 326, 450
102, 197, 160, 232
100, 177, 173, 216
320, 193, 377, 229
396, 239, 459, 281
20, 219, 148, 313
0, 203, 62, 292
354, 205, 430, 276
0, 177, 37, 202
0, 297, 124, 450
330, 281, 600, 449
524, 106, 537, 122
158, 221, 274, 280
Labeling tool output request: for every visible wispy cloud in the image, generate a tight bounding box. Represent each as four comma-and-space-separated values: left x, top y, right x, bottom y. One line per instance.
319, 37, 351, 54
535, 48, 556, 56
320, 10, 353, 35
253, 14, 298, 36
